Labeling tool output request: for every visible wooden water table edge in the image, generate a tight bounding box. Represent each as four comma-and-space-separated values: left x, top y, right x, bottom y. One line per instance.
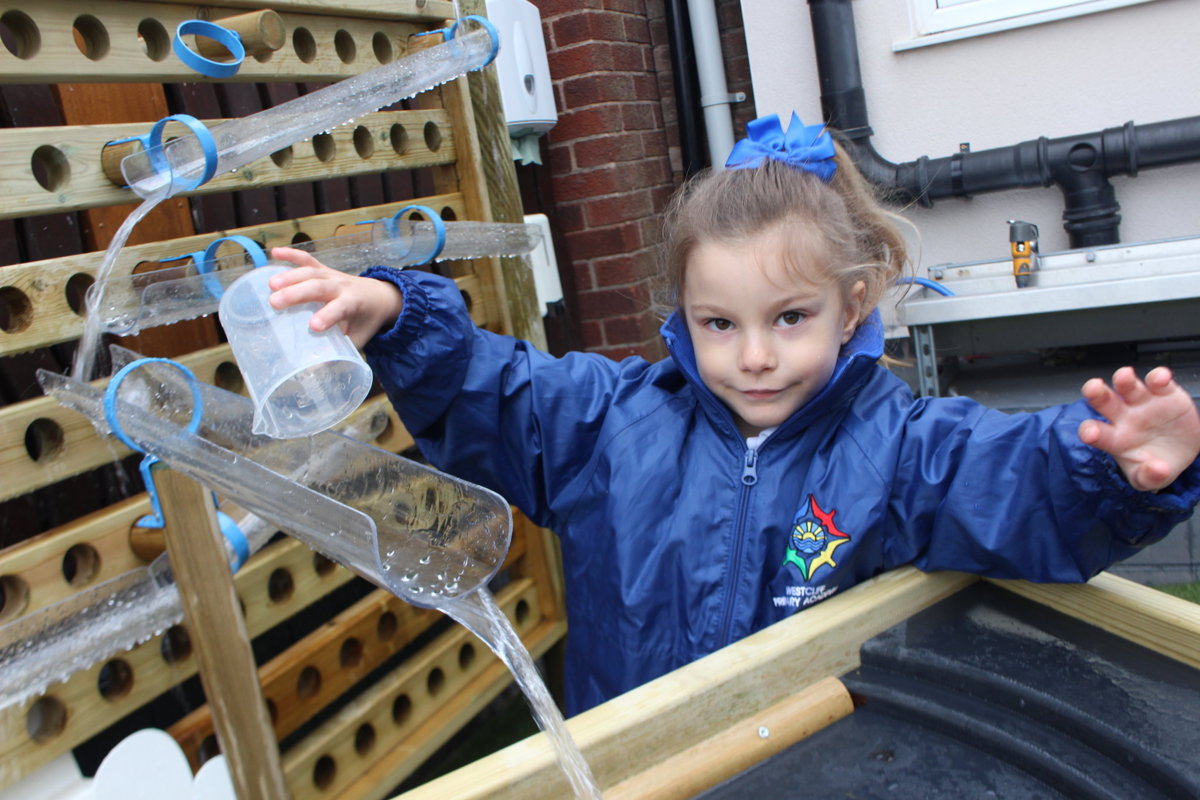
393, 567, 1200, 800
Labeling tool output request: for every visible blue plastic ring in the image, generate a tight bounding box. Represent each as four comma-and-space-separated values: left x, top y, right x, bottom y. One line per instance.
445, 15, 500, 68
217, 511, 251, 570
104, 358, 204, 454
146, 114, 219, 192
387, 205, 446, 264
173, 19, 246, 79
199, 235, 269, 297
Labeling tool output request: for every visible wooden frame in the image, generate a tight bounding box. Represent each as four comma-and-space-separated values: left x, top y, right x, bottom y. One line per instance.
0, 0, 557, 794
393, 568, 1200, 799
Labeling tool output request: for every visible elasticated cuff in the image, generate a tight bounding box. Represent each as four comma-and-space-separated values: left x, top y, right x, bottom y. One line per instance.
360, 266, 429, 353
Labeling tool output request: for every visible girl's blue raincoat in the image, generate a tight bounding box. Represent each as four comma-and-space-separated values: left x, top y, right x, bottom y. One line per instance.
363, 268, 1200, 714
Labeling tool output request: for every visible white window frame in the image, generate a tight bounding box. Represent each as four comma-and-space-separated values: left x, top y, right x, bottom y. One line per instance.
896, 0, 1161, 51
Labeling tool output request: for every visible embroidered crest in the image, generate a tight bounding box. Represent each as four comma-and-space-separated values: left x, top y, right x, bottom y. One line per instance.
782, 495, 851, 582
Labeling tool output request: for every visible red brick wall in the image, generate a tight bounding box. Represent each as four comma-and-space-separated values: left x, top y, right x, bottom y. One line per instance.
531, 0, 753, 361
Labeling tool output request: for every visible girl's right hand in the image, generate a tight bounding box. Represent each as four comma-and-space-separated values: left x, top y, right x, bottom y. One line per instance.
267, 247, 404, 348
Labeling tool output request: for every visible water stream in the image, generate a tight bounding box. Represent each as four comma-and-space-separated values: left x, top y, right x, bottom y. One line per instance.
439, 589, 603, 799
71, 194, 165, 381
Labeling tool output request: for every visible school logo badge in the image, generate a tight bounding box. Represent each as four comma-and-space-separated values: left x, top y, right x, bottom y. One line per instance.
782, 495, 851, 582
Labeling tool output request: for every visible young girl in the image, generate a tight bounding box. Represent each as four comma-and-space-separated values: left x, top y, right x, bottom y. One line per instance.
267, 113, 1200, 715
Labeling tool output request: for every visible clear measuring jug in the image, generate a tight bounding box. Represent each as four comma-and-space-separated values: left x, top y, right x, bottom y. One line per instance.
218, 263, 373, 439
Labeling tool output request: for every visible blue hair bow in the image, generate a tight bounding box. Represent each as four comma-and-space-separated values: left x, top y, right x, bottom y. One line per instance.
725, 112, 837, 182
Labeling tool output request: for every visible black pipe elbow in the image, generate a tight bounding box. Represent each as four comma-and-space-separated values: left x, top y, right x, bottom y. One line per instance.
807, 0, 1200, 247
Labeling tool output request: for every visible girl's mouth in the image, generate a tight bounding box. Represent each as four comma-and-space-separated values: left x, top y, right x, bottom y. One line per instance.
742, 389, 780, 400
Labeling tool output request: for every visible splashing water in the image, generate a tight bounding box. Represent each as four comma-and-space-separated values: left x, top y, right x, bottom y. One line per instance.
72, 194, 165, 381
440, 589, 603, 800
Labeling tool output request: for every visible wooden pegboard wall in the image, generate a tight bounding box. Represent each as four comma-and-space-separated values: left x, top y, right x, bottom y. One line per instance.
0, 1, 559, 796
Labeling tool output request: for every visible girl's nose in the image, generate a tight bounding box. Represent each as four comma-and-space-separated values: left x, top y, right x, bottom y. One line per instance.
739, 333, 777, 372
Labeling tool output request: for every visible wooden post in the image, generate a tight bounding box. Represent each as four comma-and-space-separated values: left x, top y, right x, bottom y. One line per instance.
154, 464, 290, 799
202, 11, 287, 59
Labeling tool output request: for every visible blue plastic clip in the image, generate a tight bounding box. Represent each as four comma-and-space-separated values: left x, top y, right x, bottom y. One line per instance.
105, 113, 218, 193
386, 205, 446, 264
104, 358, 249, 571
161, 235, 269, 300
416, 15, 500, 69
173, 19, 246, 79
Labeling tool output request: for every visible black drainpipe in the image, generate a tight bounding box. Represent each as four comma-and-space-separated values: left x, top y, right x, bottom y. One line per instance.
809, 0, 1200, 248
665, 0, 709, 176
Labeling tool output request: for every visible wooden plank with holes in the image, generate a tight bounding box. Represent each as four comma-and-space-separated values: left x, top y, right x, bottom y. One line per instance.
0, 4, 435, 83
0, 364, 422, 503
0, 193, 470, 357
168, 521, 531, 766
148, 0, 457, 19
0, 109, 457, 218
288, 580, 561, 800
0, 535, 359, 787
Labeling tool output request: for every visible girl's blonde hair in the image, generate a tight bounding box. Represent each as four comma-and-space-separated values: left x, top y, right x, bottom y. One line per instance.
659, 140, 910, 319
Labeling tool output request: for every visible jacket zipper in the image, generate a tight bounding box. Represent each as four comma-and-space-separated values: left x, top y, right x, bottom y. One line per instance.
718, 445, 759, 647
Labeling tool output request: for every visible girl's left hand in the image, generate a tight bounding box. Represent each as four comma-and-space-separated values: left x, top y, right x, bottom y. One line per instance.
1078, 366, 1200, 491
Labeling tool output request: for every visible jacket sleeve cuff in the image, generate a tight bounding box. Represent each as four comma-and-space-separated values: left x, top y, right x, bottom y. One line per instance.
1077, 439, 1200, 517
359, 265, 429, 350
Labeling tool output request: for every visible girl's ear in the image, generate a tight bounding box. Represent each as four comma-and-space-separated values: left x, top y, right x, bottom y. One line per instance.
841, 280, 866, 344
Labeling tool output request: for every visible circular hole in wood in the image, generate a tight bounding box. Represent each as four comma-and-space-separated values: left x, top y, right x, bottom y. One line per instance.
0, 286, 33, 333
198, 734, 221, 764
458, 289, 473, 314
440, 206, 458, 222
353, 125, 374, 159
372, 32, 393, 64
313, 552, 336, 576
214, 361, 245, 394
73, 14, 110, 61
312, 133, 336, 163
313, 755, 336, 790
292, 27, 316, 63
25, 418, 65, 462
0, 11, 40, 59
423, 121, 442, 152
389, 124, 409, 155
270, 145, 293, 168
458, 642, 476, 671
426, 666, 445, 697
268, 568, 294, 604
354, 722, 376, 755
391, 693, 411, 725
334, 29, 356, 63
65, 273, 94, 316
62, 543, 100, 587
26, 696, 67, 742
31, 145, 70, 192
376, 611, 398, 642
297, 666, 321, 698
0, 574, 30, 623
137, 18, 169, 61
291, 231, 313, 245
340, 637, 364, 669
98, 658, 133, 700
515, 599, 531, 627
160, 624, 192, 664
